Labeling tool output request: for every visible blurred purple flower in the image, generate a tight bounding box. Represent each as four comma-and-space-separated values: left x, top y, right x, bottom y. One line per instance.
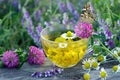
67, 1, 75, 13
74, 22, 93, 38
106, 39, 115, 49
1, 50, 19, 68
22, 8, 41, 47
58, 1, 67, 12
73, 10, 79, 20
34, 10, 42, 22
11, 0, 19, 11
34, 0, 39, 5
28, 46, 45, 65
105, 30, 112, 39
21, 18, 25, 27
23, 8, 30, 19
66, 1, 79, 20
36, 24, 42, 36
44, 21, 52, 27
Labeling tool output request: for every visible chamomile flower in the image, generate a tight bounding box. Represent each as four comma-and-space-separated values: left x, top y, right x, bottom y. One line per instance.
91, 59, 100, 70
99, 68, 107, 79
58, 43, 68, 48
83, 73, 90, 80
61, 31, 77, 39
82, 59, 91, 70
112, 65, 120, 73
97, 55, 106, 62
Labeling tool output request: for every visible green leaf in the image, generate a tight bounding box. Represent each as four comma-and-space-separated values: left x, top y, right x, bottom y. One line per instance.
0, 61, 4, 68
93, 45, 103, 54
0, 48, 3, 56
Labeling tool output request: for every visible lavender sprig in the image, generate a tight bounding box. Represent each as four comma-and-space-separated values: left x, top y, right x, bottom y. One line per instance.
31, 68, 64, 78
66, 1, 79, 20
22, 8, 41, 47
34, 10, 42, 22
58, 1, 67, 12
66, 1, 75, 13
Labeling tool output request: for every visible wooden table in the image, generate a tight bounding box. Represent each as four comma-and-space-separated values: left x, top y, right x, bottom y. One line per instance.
0, 58, 120, 80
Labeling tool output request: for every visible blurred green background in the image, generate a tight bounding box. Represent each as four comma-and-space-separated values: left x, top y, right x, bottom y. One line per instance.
0, 0, 120, 51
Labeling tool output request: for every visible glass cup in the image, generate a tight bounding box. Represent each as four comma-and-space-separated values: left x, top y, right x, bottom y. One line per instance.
40, 26, 88, 68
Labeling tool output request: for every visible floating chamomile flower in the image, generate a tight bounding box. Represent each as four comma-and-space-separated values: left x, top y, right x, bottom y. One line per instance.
82, 59, 91, 70
99, 68, 107, 79
97, 55, 106, 62
55, 37, 66, 42
112, 65, 120, 73
91, 59, 100, 70
58, 43, 68, 48
83, 73, 90, 80
61, 31, 77, 39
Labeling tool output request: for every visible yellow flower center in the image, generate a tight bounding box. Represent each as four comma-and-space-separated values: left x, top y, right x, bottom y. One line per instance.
92, 61, 98, 68
83, 73, 90, 80
66, 31, 73, 37
97, 55, 104, 62
112, 65, 118, 72
100, 71, 107, 78
84, 62, 91, 69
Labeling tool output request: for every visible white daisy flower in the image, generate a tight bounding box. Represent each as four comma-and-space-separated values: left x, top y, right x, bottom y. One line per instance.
91, 59, 100, 70
82, 59, 92, 70
112, 65, 120, 73
61, 31, 77, 39
99, 68, 107, 80
97, 55, 106, 62
83, 73, 91, 80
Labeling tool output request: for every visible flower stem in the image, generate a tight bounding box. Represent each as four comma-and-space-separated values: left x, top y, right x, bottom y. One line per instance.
99, 40, 120, 62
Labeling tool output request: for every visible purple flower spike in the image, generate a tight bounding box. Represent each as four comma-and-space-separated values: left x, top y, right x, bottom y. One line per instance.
34, 10, 42, 22
73, 10, 79, 20
36, 24, 42, 36
67, 1, 75, 13
28, 46, 45, 65
1, 50, 19, 68
74, 22, 93, 38
22, 7, 41, 46
58, 1, 67, 12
